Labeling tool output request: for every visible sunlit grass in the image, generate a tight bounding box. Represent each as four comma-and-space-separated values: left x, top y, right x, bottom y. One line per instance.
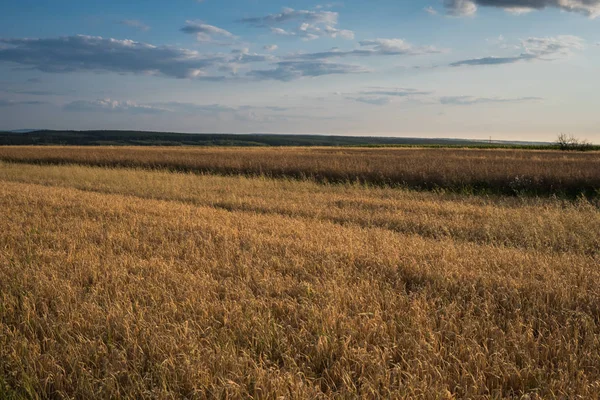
0, 162, 598, 255
1, 146, 599, 196
0, 158, 599, 398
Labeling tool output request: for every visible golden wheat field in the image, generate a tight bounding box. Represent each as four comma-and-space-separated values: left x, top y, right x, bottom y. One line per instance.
1, 147, 600, 399
0, 146, 599, 196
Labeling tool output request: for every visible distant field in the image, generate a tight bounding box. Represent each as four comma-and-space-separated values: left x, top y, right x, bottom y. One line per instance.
1, 160, 599, 398
0, 146, 599, 197
0, 130, 557, 147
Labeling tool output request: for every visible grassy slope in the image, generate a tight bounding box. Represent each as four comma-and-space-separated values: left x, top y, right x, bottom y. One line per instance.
1, 163, 599, 398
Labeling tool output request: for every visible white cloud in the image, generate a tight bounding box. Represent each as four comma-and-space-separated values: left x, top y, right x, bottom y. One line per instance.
0, 35, 273, 80
248, 61, 369, 81
323, 26, 355, 40
270, 27, 297, 37
445, 0, 600, 17
349, 96, 393, 105
240, 7, 354, 40
64, 99, 169, 113
504, 7, 535, 14
63, 99, 301, 122
451, 35, 584, 66
223, 48, 277, 74
289, 38, 443, 60
230, 48, 276, 63
358, 38, 441, 55
360, 87, 432, 97
240, 7, 338, 26
346, 87, 432, 106
445, 0, 478, 16
181, 21, 236, 44
440, 96, 542, 105
1, 34, 371, 83
263, 44, 278, 52
522, 35, 584, 57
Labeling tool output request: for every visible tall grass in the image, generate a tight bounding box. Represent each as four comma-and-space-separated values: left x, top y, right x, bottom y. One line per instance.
0, 146, 599, 196
0, 162, 598, 255
1, 163, 600, 398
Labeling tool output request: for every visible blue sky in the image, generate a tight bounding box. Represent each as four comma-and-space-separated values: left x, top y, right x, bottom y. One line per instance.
1, 0, 599, 142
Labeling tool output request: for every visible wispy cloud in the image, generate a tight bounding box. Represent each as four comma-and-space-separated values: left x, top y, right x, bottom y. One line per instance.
64, 99, 294, 115
8, 89, 61, 96
289, 38, 443, 61
346, 87, 432, 105
248, 60, 368, 81
119, 19, 150, 32
343, 88, 542, 108
445, 0, 478, 16
348, 96, 393, 105
63, 98, 304, 122
218, 48, 277, 75
180, 21, 236, 44
64, 99, 169, 114
424, 6, 438, 15
240, 7, 338, 26
158, 102, 326, 122
451, 35, 584, 66
440, 95, 542, 105
240, 7, 354, 40
359, 38, 442, 55
229, 48, 276, 63
360, 88, 432, 97
0, 35, 271, 80
451, 55, 533, 66
0, 34, 377, 83
155, 102, 290, 115
0, 99, 47, 106
444, 0, 600, 18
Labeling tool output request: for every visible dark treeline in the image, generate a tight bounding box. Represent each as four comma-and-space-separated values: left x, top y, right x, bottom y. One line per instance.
0, 130, 568, 148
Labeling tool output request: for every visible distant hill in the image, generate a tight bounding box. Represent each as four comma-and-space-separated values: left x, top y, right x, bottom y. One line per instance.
0, 130, 556, 148
6, 129, 40, 133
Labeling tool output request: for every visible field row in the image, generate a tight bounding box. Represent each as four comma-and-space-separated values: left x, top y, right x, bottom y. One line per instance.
0, 162, 598, 255
0, 146, 599, 196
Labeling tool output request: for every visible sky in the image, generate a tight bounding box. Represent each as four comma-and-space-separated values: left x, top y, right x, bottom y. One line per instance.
0, 0, 599, 142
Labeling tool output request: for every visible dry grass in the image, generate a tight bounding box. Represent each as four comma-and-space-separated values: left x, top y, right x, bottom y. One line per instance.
1, 161, 600, 398
0, 162, 598, 256
0, 146, 599, 196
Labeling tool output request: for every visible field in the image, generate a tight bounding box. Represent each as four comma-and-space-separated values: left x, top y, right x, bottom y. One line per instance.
0, 130, 554, 147
1, 147, 599, 398
0, 146, 599, 197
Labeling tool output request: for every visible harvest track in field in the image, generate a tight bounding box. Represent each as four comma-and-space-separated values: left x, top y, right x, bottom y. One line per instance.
0, 146, 599, 197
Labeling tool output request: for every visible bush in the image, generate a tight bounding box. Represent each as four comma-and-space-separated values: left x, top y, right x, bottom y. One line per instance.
556, 133, 593, 151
